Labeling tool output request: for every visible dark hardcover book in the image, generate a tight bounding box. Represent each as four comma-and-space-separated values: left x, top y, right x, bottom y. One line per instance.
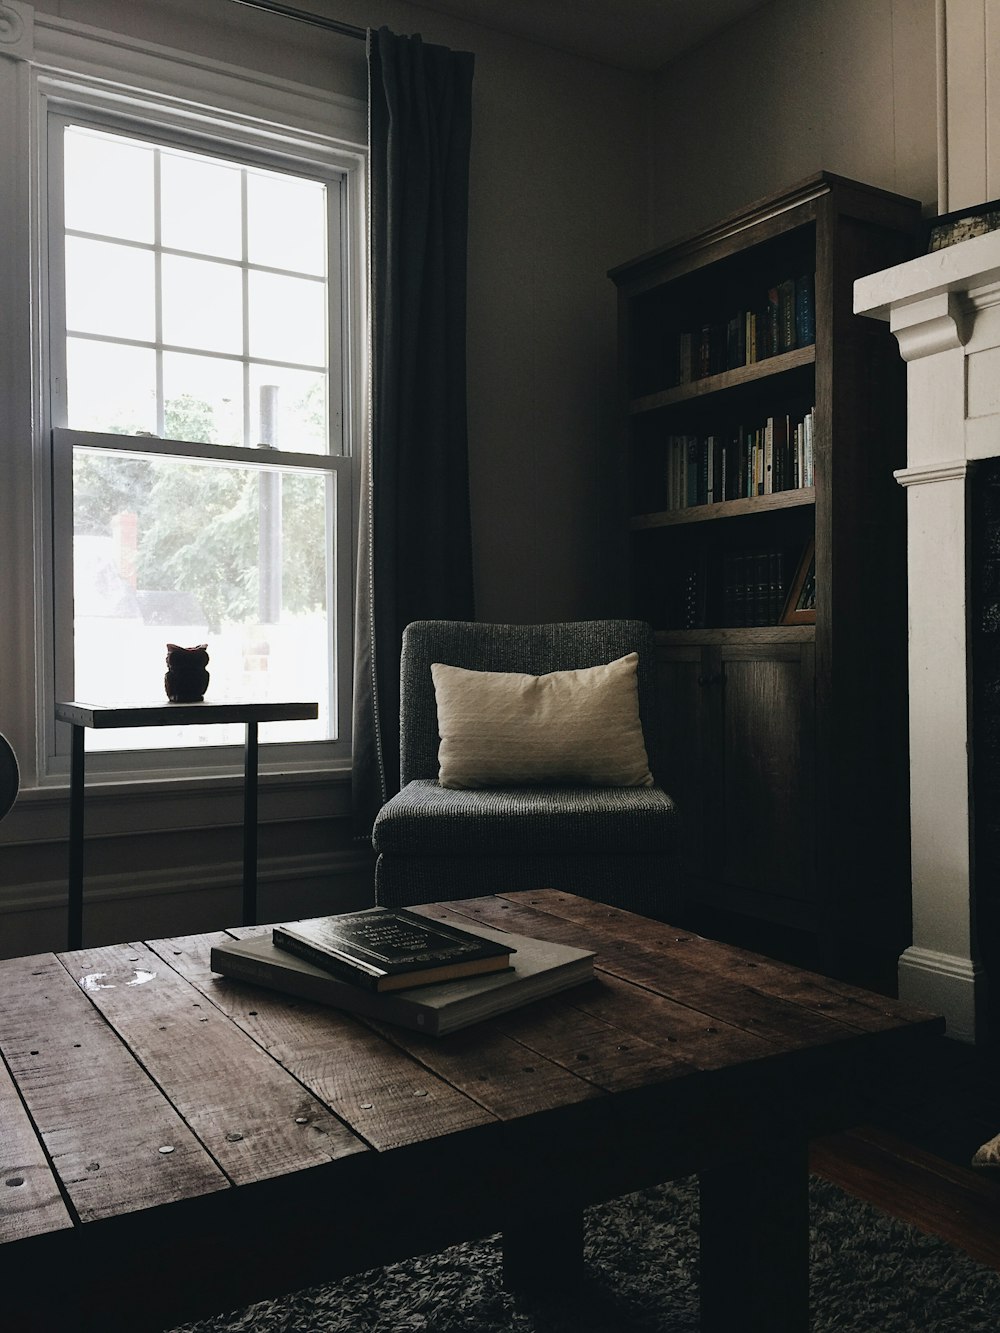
777, 278, 796, 352
697, 324, 712, 379
211, 925, 595, 1037
766, 288, 780, 358
678, 331, 693, 384
272, 907, 515, 993
795, 273, 816, 346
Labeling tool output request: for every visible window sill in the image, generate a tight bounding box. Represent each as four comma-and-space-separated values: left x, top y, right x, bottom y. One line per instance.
4, 763, 352, 845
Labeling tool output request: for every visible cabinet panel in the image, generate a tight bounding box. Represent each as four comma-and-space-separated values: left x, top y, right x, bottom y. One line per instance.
717, 648, 814, 902
653, 645, 713, 878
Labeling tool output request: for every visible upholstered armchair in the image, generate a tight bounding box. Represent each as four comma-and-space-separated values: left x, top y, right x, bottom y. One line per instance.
372, 619, 680, 920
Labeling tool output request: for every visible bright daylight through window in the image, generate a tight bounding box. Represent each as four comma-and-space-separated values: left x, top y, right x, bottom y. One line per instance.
51, 121, 352, 757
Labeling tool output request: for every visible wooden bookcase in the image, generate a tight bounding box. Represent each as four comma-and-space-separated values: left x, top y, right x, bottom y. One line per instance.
610, 174, 923, 982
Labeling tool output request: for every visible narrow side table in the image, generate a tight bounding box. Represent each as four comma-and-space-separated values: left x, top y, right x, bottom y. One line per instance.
55, 700, 319, 949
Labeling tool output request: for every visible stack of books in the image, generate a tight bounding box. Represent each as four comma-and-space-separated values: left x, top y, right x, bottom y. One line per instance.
210, 905, 596, 1036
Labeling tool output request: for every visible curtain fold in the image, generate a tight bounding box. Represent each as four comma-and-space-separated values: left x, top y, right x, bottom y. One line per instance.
352, 26, 476, 837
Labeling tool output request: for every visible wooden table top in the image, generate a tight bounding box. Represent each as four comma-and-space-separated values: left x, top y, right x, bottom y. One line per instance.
55, 699, 318, 728
0, 891, 944, 1332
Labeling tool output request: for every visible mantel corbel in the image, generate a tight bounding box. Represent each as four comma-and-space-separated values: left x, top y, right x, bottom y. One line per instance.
889, 290, 969, 362
0, 2, 32, 61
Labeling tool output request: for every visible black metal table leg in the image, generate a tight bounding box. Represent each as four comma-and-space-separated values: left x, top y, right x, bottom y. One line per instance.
68, 724, 85, 950
242, 720, 259, 925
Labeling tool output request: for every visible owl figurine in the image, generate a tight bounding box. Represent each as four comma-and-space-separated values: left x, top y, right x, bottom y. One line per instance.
164, 643, 210, 703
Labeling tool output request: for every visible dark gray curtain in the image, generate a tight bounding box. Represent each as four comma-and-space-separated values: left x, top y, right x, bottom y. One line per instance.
353, 27, 476, 836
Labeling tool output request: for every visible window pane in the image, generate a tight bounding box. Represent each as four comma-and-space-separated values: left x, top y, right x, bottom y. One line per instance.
72, 449, 332, 750
249, 271, 326, 365
66, 339, 157, 435
162, 352, 243, 446
64, 126, 154, 244
161, 150, 242, 260
65, 237, 155, 341
161, 255, 244, 354
247, 171, 326, 275
249, 365, 327, 454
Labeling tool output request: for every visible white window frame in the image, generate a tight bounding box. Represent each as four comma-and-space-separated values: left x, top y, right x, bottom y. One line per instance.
9, 15, 367, 786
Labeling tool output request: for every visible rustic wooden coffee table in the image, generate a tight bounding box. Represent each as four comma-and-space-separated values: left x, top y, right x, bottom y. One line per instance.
0, 890, 942, 1332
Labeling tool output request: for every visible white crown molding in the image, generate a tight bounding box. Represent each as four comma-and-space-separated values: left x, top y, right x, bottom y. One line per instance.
25, 7, 365, 150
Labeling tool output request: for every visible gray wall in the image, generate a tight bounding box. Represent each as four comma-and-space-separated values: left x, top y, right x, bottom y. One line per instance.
647, 0, 938, 247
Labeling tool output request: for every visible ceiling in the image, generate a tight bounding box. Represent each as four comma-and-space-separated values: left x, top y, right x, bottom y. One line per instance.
407, 0, 770, 73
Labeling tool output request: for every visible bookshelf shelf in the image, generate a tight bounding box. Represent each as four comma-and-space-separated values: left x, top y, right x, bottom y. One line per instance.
610, 171, 922, 975
629, 345, 816, 415
631, 486, 815, 530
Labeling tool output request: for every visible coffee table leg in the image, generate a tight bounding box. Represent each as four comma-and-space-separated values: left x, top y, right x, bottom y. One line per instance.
699, 1137, 809, 1333
502, 1205, 584, 1294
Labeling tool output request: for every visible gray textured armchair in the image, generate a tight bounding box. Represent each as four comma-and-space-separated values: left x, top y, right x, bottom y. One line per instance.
372, 619, 680, 919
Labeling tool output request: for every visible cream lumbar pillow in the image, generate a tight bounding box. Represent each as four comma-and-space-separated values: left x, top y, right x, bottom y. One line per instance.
430, 653, 654, 790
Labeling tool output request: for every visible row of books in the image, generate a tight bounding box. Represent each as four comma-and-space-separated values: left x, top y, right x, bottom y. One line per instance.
637, 408, 815, 515
722, 548, 793, 627
661, 272, 815, 389
210, 905, 595, 1037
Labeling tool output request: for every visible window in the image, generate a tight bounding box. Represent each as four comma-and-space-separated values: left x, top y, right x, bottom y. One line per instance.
47, 114, 357, 763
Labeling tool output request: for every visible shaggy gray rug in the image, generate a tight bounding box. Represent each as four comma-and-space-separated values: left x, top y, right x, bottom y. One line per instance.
171, 1175, 1000, 1332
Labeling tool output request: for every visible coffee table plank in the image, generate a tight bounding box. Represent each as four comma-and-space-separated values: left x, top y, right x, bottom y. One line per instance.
418, 897, 860, 1053
361, 1014, 605, 1118
155, 932, 497, 1151
63, 941, 367, 1184
489, 992, 692, 1091
0, 952, 228, 1223
0, 1055, 72, 1244
515, 889, 930, 1031
567, 971, 775, 1069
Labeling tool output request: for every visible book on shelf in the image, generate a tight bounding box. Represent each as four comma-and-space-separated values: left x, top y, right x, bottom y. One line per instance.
661, 271, 816, 390
211, 924, 596, 1037
722, 545, 791, 627
795, 273, 815, 346
271, 906, 515, 993
654, 407, 814, 515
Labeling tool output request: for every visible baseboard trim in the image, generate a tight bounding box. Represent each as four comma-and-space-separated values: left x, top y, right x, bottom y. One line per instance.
0, 848, 374, 917
898, 946, 988, 1044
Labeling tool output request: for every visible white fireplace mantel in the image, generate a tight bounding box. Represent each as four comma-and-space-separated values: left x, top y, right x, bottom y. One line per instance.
855, 231, 1000, 1043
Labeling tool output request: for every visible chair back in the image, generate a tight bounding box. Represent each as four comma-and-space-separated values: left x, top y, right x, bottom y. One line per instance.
398, 620, 661, 785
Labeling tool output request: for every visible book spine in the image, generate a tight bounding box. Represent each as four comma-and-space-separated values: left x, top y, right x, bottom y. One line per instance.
272, 930, 383, 990
795, 273, 816, 346
777, 278, 796, 352
678, 331, 692, 384
210, 948, 438, 1034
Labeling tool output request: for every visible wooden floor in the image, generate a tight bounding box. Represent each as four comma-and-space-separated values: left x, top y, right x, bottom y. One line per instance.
809, 1036, 1000, 1270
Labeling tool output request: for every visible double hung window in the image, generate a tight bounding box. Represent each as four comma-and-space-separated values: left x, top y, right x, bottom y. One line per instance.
47, 111, 356, 763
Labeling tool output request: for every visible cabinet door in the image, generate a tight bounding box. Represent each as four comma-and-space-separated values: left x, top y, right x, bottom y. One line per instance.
715, 642, 815, 907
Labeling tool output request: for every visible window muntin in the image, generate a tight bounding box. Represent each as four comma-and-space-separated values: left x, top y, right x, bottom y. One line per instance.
49, 118, 352, 759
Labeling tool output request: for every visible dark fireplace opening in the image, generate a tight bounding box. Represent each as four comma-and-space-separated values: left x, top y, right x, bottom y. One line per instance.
971, 458, 1000, 1044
